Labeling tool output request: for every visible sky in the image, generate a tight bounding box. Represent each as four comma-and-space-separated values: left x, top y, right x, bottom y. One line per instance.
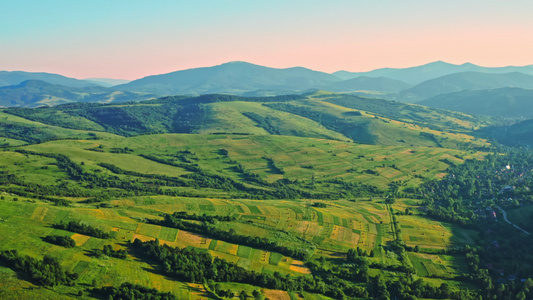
1, 0, 533, 80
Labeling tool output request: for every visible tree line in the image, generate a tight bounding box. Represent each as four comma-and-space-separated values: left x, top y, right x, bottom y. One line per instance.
149, 212, 312, 261
54, 221, 111, 239
0, 250, 78, 287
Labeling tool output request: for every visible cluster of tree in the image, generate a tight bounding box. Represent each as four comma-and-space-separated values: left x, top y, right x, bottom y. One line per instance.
109, 147, 134, 154
54, 221, 111, 239
319, 178, 383, 198
346, 247, 371, 261
421, 147, 533, 225
93, 245, 128, 259
139, 153, 201, 172
263, 102, 375, 144
232, 160, 267, 184
1, 123, 60, 143
206, 280, 264, 300
93, 282, 176, 300
98, 162, 188, 187
242, 112, 281, 135
132, 236, 476, 299
418, 145, 533, 298
43, 235, 76, 248
151, 213, 311, 261
164, 211, 236, 223
131, 239, 366, 299
0, 250, 78, 286
419, 132, 443, 147
0, 172, 71, 205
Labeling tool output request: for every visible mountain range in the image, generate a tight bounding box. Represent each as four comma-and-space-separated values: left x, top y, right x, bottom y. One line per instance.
333, 61, 533, 85
419, 87, 533, 119
83, 78, 131, 87
398, 71, 533, 102
0, 71, 98, 88
0, 80, 155, 107
2, 61, 533, 120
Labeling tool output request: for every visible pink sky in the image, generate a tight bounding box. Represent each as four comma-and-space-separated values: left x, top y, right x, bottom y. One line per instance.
1, 1, 533, 80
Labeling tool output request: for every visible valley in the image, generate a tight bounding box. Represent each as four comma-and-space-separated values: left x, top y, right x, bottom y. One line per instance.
1, 88, 532, 300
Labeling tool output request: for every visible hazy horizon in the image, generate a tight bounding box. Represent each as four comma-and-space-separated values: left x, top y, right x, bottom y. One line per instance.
2, 0, 533, 80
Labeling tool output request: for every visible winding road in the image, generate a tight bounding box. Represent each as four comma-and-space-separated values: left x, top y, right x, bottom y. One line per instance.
494, 205, 530, 235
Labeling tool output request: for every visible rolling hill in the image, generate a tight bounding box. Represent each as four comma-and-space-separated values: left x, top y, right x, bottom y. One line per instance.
2, 91, 491, 150
399, 72, 533, 102
0, 80, 157, 107
419, 87, 533, 119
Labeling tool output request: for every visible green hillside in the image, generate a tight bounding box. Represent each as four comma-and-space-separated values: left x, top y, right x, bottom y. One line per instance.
0, 130, 484, 299
480, 118, 533, 146
1, 91, 522, 300
2, 91, 493, 149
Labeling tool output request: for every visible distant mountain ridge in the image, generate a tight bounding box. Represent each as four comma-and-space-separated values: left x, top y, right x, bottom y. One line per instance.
115, 61, 417, 96
400, 72, 533, 102
334, 61, 533, 85
3, 60, 533, 110
419, 87, 533, 119
83, 78, 131, 87
0, 80, 156, 107
324, 76, 410, 93
0, 71, 99, 88
115, 61, 340, 95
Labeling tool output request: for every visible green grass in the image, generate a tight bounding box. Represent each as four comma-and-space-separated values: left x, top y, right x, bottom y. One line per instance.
159, 226, 179, 242
0, 105, 491, 299
12, 132, 483, 194
269, 252, 284, 266
208, 239, 218, 250
240, 215, 266, 221
315, 210, 324, 223
199, 204, 215, 211
247, 205, 262, 214
0, 185, 477, 298
237, 245, 253, 259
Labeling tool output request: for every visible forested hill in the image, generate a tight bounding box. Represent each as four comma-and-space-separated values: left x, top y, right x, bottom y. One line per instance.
2, 91, 492, 148
0, 80, 157, 108
419, 87, 533, 119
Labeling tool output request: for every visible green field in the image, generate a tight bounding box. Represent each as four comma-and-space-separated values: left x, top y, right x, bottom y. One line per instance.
0, 92, 497, 299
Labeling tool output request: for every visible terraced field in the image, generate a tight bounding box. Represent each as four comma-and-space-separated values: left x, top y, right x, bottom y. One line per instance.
0, 187, 479, 299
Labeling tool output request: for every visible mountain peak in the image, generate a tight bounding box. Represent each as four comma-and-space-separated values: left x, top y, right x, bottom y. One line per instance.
16, 79, 51, 88
116, 61, 339, 95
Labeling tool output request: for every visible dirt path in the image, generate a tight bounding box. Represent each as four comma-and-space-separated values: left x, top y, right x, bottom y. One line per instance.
495, 205, 530, 235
